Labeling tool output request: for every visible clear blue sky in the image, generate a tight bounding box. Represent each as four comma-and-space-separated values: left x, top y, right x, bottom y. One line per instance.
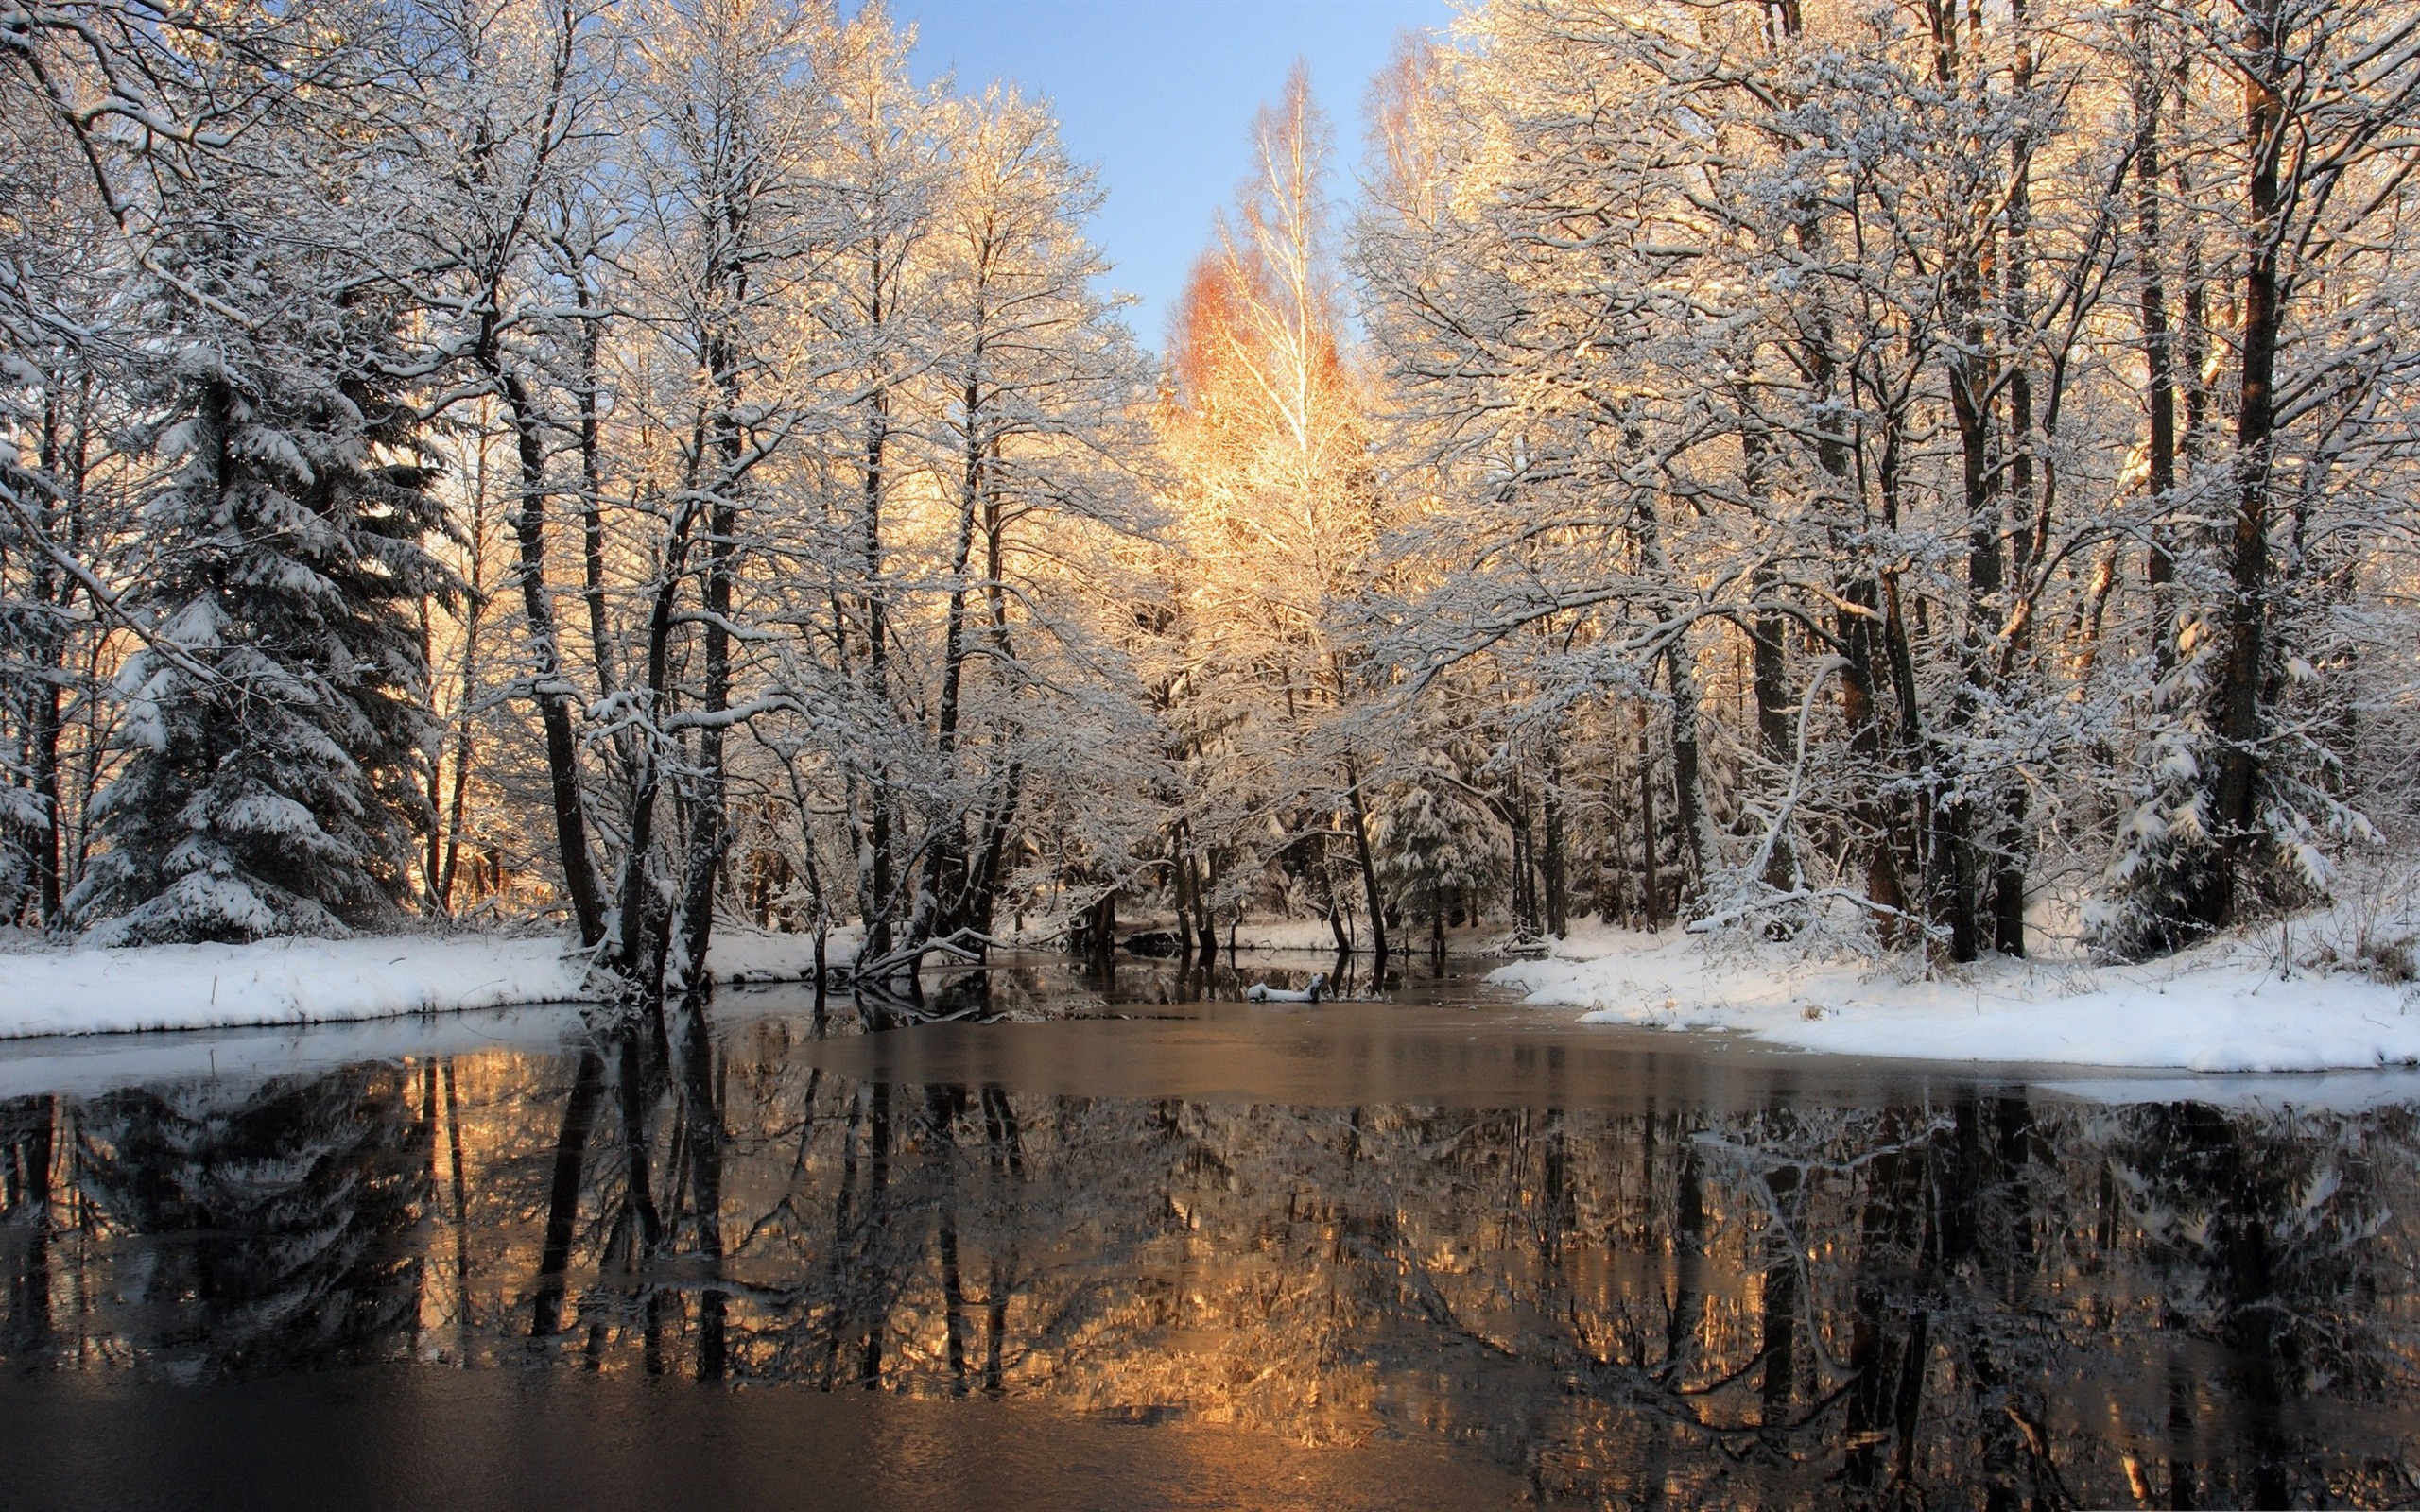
875, 0, 1456, 352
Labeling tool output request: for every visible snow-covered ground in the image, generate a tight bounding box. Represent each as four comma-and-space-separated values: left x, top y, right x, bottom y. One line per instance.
0, 927, 852, 1040
1493, 919, 2420, 1072
1227, 918, 1358, 952
1072, 914, 1464, 954
713, 923, 863, 982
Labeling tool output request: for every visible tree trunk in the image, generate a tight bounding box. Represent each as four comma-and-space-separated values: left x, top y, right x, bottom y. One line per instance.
1191, 852, 1216, 966
502, 371, 606, 948
861, 372, 895, 962
1634, 482, 1717, 910
575, 268, 618, 705
1540, 746, 1569, 937
26, 380, 92, 928
1429, 871, 1445, 964
1638, 717, 1661, 929
923, 357, 985, 947
1171, 841, 1196, 959
1738, 405, 1802, 905
1342, 754, 1387, 960
1943, 202, 2000, 966
1749, 571, 1800, 899
2135, 5, 2180, 677
614, 501, 698, 982
956, 471, 1026, 937
1838, 590, 1910, 933
1663, 639, 1718, 909
2198, 0, 2285, 933
677, 490, 735, 994
1990, 0, 2039, 959
1318, 835, 1353, 954
963, 760, 1022, 936
437, 453, 489, 914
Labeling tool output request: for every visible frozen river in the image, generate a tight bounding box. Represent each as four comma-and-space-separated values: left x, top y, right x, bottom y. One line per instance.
3, 954, 2417, 1508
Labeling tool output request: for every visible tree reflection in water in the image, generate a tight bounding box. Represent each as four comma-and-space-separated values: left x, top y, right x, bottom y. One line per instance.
3, 974, 2418, 1508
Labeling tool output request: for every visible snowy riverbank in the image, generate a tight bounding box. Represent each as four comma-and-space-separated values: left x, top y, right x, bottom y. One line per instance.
0, 927, 856, 1040
1492, 919, 2420, 1072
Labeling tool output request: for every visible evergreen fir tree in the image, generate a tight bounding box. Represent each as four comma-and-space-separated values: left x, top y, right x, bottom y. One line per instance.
71, 250, 450, 944
1373, 751, 1510, 946
2092, 602, 2225, 960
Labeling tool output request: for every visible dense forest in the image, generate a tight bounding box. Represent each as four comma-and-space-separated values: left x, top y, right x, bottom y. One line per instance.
4, 0, 2417, 989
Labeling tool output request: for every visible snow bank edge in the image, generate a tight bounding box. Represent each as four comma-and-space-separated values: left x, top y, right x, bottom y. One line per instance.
1494, 927, 2420, 1074
0, 929, 853, 1042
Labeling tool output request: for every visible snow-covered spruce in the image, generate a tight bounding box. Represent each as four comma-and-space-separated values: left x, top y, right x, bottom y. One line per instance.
69, 215, 449, 945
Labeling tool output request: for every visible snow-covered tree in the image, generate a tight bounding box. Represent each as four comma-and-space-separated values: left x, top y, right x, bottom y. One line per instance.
1352, 0, 2420, 965
73, 129, 449, 943
1157, 66, 1396, 956
2094, 0, 2420, 956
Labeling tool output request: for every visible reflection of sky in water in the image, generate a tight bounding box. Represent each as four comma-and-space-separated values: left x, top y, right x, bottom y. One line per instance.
3, 954, 2418, 1508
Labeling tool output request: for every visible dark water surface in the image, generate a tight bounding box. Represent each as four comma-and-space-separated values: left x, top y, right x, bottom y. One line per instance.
3, 953, 2419, 1508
